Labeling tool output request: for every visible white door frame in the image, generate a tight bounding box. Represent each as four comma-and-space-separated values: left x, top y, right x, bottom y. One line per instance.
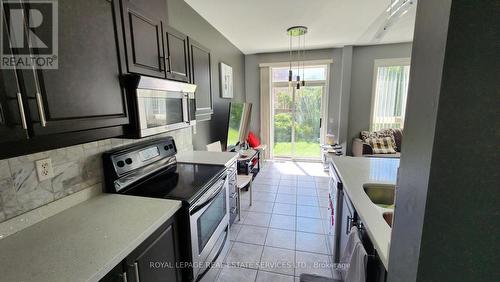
268, 63, 330, 161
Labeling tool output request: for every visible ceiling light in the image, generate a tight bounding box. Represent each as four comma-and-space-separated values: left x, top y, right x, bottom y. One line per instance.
375, 0, 416, 40
287, 26, 308, 89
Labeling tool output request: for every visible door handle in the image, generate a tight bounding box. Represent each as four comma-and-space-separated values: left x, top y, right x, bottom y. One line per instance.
16, 93, 28, 130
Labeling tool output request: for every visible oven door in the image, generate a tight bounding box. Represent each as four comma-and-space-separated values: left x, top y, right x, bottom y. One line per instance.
189, 176, 229, 279
136, 89, 190, 137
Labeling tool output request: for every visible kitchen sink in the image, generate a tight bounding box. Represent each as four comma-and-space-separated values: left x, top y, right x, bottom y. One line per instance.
363, 184, 395, 208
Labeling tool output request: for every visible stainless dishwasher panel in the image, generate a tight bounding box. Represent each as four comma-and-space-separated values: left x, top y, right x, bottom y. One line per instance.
328, 162, 344, 263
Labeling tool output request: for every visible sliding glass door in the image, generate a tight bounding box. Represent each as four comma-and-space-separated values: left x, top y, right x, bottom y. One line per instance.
271, 65, 328, 160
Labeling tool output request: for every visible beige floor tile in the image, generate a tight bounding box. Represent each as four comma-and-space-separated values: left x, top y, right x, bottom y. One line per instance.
236, 225, 268, 245
265, 228, 296, 250
270, 214, 296, 231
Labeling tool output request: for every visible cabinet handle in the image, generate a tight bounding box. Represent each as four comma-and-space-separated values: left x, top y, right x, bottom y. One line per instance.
159, 56, 166, 72
122, 271, 128, 282
167, 56, 172, 72
35, 92, 47, 127
16, 93, 28, 130
133, 262, 140, 282
0, 102, 4, 125
346, 216, 353, 235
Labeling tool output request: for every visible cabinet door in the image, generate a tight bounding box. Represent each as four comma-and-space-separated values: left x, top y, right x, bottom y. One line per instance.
20, 0, 129, 136
0, 18, 29, 144
164, 26, 189, 82
188, 38, 213, 120
100, 262, 127, 282
338, 190, 355, 260
121, 0, 166, 78
0, 69, 29, 143
127, 219, 181, 282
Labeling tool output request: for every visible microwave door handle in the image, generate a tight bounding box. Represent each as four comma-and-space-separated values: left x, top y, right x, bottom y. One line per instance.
190, 180, 225, 215
182, 93, 189, 123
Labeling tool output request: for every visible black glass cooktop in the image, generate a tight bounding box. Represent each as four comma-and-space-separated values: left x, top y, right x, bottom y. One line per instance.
122, 163, 226, 205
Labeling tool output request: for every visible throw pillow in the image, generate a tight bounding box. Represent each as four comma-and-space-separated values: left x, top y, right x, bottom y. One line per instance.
360, 129, 397, 151
364, 137, 397, 154
247, 131, 261, 148
390, 128, 403, 152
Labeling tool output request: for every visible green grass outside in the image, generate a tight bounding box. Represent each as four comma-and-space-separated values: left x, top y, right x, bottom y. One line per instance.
227, 128, 240, 146
273, 141, 320, 158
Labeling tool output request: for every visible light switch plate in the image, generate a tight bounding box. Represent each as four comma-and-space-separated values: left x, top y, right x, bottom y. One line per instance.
36, 158, 54, 182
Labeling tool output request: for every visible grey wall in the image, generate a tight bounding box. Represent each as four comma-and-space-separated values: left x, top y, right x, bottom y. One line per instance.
347, 43, 413, 153
167, 0, 245, 150
244, 43, 412, 154
389, 0, 498, 281
244, 48, 343, 139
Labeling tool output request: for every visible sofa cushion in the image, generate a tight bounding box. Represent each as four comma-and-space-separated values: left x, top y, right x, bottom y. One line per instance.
390, 128, 403, 152
364, 137, 397, 154
366, 152, 401, 158
360, 129, 397, 151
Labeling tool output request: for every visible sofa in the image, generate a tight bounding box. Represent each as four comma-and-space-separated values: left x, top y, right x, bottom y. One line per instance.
352, 128, 403, 158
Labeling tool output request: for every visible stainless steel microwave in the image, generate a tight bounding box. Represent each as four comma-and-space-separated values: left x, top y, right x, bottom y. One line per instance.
122, 74, 197, 138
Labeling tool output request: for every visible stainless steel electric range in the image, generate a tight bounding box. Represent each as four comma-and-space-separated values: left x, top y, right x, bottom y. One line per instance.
103, 137, 229, 281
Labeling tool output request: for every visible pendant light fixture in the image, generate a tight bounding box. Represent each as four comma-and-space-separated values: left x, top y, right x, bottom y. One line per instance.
287, 26, 308, 90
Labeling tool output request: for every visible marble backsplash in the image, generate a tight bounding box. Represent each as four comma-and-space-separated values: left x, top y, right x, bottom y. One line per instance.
0, 128, 193, 223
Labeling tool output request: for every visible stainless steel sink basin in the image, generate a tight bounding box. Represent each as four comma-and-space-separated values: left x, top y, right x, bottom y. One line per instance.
363, 184, 395, 207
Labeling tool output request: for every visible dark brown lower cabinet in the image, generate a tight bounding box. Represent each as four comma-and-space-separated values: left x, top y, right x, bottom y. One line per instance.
101, 214, 182, 282
100, 262, 127, 282
338, 190, 387, 282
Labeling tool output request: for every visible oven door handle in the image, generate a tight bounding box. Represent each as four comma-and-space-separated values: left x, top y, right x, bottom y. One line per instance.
190, 179, 225, 215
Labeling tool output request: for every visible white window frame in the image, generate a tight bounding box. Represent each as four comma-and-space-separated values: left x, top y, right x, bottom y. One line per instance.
268, 63, 330, 160
370, 57, 411, 131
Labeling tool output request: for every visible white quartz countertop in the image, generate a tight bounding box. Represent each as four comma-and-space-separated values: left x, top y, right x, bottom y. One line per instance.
329, 156, 399, 269
0, 194, 181, 282
176, 150, 238, 167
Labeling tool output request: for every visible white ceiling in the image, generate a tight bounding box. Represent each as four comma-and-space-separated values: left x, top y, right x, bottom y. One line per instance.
184, 0, 416, 54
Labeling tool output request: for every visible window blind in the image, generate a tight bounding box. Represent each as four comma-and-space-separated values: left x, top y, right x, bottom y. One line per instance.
371, 65, 410, 131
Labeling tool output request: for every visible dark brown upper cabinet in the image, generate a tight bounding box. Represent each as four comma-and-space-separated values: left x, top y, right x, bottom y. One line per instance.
188, 38, 213, 120
121, 0, 167, 78
0, 0, 129, 159
0, 56, 28, 144
23, 0, 129, 136
164, 26, 190, 82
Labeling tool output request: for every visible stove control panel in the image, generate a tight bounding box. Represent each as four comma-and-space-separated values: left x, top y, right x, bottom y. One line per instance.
103, 137, 177, 178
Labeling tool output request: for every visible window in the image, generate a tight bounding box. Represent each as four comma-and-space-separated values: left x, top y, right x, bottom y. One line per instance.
270, 64, 328, 159
370, 58, 411, 131
271, 66, 327, 82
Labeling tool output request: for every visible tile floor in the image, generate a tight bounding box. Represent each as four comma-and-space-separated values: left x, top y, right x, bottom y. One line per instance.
215, 161, 335, 282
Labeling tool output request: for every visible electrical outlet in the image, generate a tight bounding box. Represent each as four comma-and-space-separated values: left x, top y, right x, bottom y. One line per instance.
36, 158, 54, 182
